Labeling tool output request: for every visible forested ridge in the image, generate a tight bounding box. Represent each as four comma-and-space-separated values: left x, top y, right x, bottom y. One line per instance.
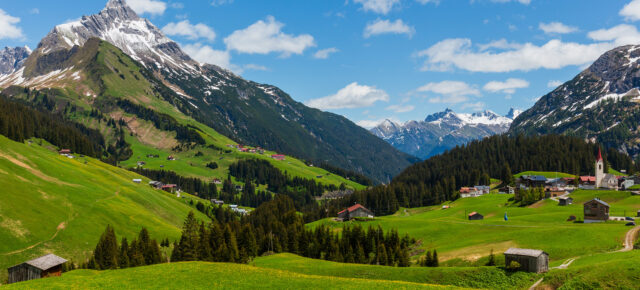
329, 134, 636, 215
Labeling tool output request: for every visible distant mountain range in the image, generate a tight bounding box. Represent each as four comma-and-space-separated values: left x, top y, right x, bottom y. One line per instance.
0, 46, 30, 75
509, 44, 640, 158
371, 108, 521, 159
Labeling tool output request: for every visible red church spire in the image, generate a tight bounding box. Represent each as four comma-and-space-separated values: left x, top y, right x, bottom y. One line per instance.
597, 147, 603, 162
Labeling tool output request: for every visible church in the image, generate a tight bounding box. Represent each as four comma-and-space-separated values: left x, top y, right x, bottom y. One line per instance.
595, 148, 618, 190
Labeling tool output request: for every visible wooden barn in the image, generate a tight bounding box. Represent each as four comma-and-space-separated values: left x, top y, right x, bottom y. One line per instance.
8, 254, 67, 284
338, 204, 374, 220
468, 212, 483, 220
584, 198, 610, 221
504, 248, 549, 273
558, 197, 573, 206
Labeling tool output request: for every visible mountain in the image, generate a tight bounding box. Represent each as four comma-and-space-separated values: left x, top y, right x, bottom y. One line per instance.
0, 0, 415, 182
0, 46, 30, 74
370, 109, 516, 159
509, 44, 640, 157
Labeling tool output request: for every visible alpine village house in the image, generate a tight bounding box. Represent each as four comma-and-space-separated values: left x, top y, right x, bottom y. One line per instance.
337, 204, 374, 221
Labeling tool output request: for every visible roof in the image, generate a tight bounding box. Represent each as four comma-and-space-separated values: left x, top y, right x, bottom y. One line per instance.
338, 203, 370, 215
586, 198, 610, 207
504, 248, 547, 257
17, 254, 67, 271
580, 176, 596, 182
521, 175, 547, 181
468, 211, 481, 216
597, 147, 603, 162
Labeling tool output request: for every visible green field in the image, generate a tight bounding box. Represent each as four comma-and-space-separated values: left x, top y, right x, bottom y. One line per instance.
513, 171, 576, 179
2, 262, 461, 289
309, 190, 639, 263
0, 135, 208, 281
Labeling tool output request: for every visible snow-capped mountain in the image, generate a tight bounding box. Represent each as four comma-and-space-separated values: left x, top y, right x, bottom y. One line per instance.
371, 109, 517, 159
0, 46, 30, 75
0, 0, 414, 182
510, 44, 640, 158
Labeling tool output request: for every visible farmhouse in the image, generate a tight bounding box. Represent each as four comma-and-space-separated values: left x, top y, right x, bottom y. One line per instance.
8, 254, 67, 284
460, 187, 482, 198
468, 212, 483, 220
621, 179, 634, 190
137, 161, 146, 166
517, 175, 547, 188
579, 176, 596, 189
558, 197, 573, 206
504, 248, 549, 273
161, 184, 178, 193
149, 181, 164, 189
132, 179, 142, 184
584, 198, 610, 222
213, 178, 222, 185
58, 149, 71, 155
337, 204, 374, 220
498, 186, 515, 194
271, 154, 286, 161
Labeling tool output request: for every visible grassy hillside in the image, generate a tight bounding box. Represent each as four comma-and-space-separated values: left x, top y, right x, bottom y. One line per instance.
253, 253, 537, 289
513, 171, 576, 179
2, 262, 460, 289
0, 135, 208, 281
310, 190, 639, 263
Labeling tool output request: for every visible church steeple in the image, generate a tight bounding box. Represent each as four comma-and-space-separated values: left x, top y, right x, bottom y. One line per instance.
597, 147, 603, 162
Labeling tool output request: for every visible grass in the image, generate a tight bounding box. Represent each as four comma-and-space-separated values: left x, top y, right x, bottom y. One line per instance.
308, 190, 640, 264
253, 253, 538, 289
2, 262, 462, 289
607, 168, 628, 176
0, 135, 208, 282
513, 171, 576, 179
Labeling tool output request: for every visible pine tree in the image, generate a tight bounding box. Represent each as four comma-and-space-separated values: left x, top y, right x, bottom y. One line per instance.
119, 237, 130, 269
486, 249, 496, 266
93, 225, 119, 269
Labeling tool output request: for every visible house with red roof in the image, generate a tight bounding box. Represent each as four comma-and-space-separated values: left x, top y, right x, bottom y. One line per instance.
337, 204, 374, 221
271, 154, 286, 161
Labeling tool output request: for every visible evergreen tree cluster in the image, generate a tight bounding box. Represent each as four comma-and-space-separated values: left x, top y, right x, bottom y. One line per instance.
172, 195, 413, 267
419, 249, 439, 267
0, 94, 105, 157
330, 134, 637, 215
130, 167, 218, 199
84, 225, 163, 270
316, 161, 373, 186
515, 187, 546, 206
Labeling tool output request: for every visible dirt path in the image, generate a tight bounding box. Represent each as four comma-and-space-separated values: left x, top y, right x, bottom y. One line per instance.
618, 225, 640, 252
1, 222, 67, 256
528, 278, 544, 290
552, 258, 576, 269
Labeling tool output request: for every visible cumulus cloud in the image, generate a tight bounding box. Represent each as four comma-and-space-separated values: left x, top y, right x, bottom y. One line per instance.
224, 16, 315, 57
364, 19, 414, 38
354, 0, 400, 14
483, 78, 529, 94
126, 0, 167, 16
181, 43, 237, 72
621, 0, 640, 21
587, 24, 640, 47
416, 38, 614, 73
314, 48, 339, 59
478, 39, 523, 51
162, 20, 216, 41
547, 80, 563, 88
0, 9, 23, 40
356, 118, 398, 129
417, 81, 480, 104
386, 104, 415, 113
539, 22, 578, 34
416, 0, 440, 4
306, 82, 389, 110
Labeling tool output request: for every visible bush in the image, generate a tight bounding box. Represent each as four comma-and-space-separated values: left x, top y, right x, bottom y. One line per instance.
206, 162, 219, 169
506, 261, 521, 272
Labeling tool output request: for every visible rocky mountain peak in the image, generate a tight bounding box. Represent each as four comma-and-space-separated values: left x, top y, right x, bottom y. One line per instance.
506, 108, 522, 120
0, 46, 31, 75
102, 0, 139, 19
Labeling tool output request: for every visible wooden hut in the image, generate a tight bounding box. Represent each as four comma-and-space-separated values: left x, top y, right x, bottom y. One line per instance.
584, 198, 610, 221
337, 204, 374, 220
504, 248, 549, 273
468, 212, 484, 220
558, 197, 573, 206
8, 254, 67, 284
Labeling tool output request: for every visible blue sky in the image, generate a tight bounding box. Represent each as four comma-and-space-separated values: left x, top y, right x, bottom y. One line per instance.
0, 0, 638, 128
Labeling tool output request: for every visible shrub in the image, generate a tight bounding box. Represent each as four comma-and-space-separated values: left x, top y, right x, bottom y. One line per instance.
506, 261, 521, 272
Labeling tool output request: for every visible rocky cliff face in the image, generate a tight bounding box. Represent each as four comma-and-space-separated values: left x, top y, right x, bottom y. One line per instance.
509, 44, 640, 157
371, 109, 516, 159
0, 46, 30, 75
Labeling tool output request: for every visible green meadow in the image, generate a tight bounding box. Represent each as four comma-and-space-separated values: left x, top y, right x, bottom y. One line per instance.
0, 135, 207, 281
513, 171, 577, 179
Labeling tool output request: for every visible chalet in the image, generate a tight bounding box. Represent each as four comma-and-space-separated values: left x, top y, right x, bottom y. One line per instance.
517, 175, 547, 188
584, 198, 610, 222
210, 199, 224, 205
545, 188, 567, 198
468, 212, 484, 220
621, 179, 635, 190
558, 197, 573, 206
442, 205, 450, 209
337, 204, 374, 220
132, 179, 142, 184
161, 184, 178, 193
498, 186, 515, 194
601, 174, 618, 190
460, 187, 482, 198
213, 178, 222, 185
137, 161, 146, 166
579, 176, 596, 189
474, 185, 491, 194
149, 181, 164, 189
271, 154, 286, 161
8, 254, 67, 284
58, 149, 71, 155
504, 248, 549, 273
167, 156, 176, 161
249, 149, 256, 154
229, 205, 238, 209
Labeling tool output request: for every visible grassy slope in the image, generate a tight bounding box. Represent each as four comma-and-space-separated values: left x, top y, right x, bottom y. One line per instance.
253, 253, 538, 289
0, 135, 207, 280
513, 171, 576, 179
2, 262, 461, 289
309, 190, 639, 263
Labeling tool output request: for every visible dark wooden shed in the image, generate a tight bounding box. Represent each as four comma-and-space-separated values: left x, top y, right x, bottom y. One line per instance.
8, 254, 67, 284
584, 198, 610, 221
338, 204, 374, 220
558, 197, 573, 206
504, 248, 549, 273
468, 212, 483, 220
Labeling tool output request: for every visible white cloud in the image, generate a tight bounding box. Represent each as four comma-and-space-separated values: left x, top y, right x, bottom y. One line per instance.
539, 22, 578, 34
547, 80, 563, 88
244, 64, 268, 71
478, 39, 523, 51
417, 38, 614, 73
356, 118, 397, 129
0, 9, 23, 40
211, 0, 234, 6
587, 24, 640, 47
126, 0, 167, 16
307, 82, 389, 110
416, 0, 440, 4
29, 8, 40, 14
224, 16, 315, 57
460, 102, 485, 111
162, 20, 216, 41
483, 78, 529, 94
314, 48, 339, 59
621, 0, 640, 21
386, 104, 415, 113
181, 43, 237, 72
354, 0, 400, 14
417, 81, 480, 104
364, 19, 414, 38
